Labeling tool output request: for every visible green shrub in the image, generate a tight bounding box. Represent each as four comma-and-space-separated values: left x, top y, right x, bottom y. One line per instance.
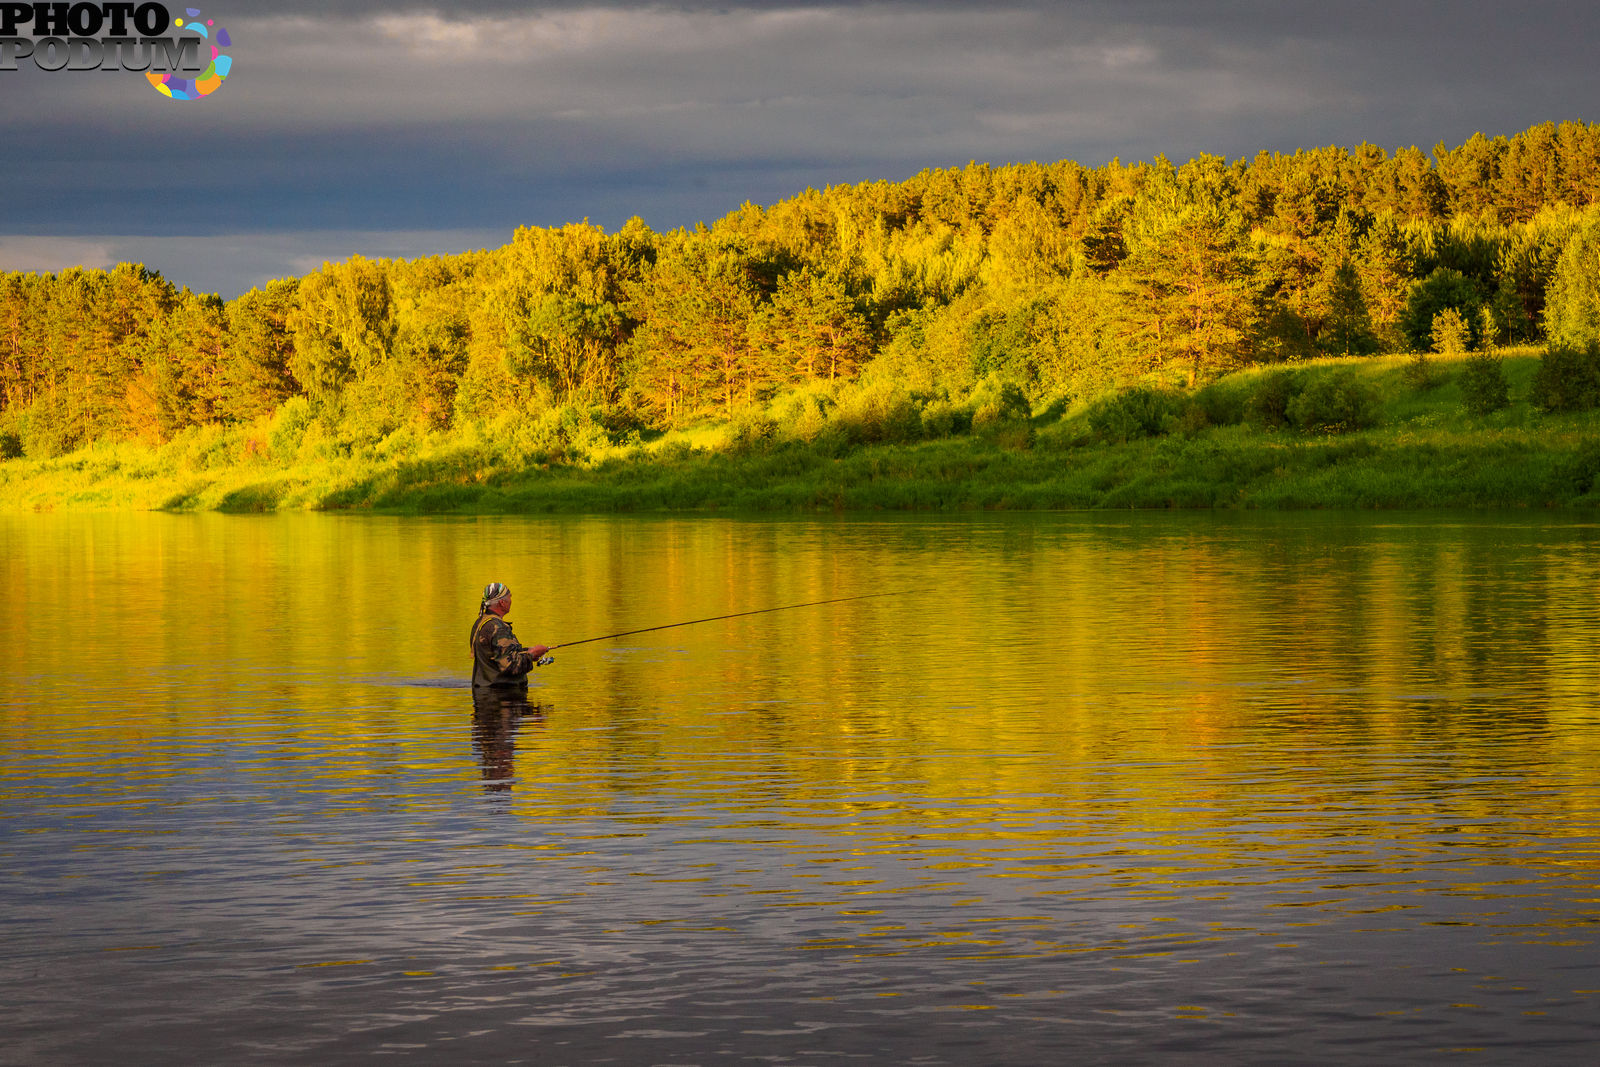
374, 426, 420, 460
176, 423, 236, 472
599, 404, 647, 440
1175, 402, 1212, 436
726, 408, 778, 451
1402, 352, 1452, 390
1249, 371, 1303, 429
1430, 308, 1470, 355
557, 404, 611, 453
0, 430, 21, 460
1460, 352, 1511, 416
1087, 386, 1183, 442
968, 378, 1032, 427
1191, 380, 1248, 427
1544, 217, 1600, 347
1402, 267, 1483, 352
217, 481, 284, 513
505, 403, 611, 463
654, 440, 700, 464
268, 397, 316, 464
20, 402, 73, 459
831, 381, 922, 444
1554, 437, 1600, 496
985, 422, 1036, 451
294, 418, 343, 463
920, 398, 972, 438
771, 388, 834, 442
1286, 371, 1380, 433
1530, 341, 1600, 413
1032, 394, 1072, 422
337, 393, 401, 446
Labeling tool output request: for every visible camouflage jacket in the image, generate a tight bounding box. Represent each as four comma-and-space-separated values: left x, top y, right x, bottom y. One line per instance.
471, 613, 536, 688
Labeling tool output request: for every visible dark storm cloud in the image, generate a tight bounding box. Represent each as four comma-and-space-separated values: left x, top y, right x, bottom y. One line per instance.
1, 0, 1597, 295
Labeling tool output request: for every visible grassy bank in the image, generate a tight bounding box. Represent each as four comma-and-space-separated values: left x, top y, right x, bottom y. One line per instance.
3, 353, 1598, 513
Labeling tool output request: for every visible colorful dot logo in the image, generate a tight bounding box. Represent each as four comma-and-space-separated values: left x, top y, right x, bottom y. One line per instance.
147, 8, 232, 101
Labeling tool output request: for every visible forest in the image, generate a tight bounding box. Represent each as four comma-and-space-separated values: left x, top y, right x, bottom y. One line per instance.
3, 120, 1600, 496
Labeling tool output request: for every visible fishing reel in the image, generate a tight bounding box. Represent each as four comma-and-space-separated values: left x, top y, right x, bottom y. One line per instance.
536, 654, 555, 667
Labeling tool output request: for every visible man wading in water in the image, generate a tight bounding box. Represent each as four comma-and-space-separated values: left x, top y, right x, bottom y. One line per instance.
470, 582, 552, 688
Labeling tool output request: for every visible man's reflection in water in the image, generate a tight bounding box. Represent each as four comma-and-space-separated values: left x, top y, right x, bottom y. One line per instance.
471, 688, 547, 793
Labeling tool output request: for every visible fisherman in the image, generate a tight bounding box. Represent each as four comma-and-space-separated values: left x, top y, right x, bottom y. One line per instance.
470, 582, 552, 688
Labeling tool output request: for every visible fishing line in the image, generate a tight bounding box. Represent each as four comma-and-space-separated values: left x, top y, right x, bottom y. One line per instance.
549, 590, 914, 650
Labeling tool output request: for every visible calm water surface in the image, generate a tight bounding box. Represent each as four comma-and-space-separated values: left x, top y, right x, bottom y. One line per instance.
2, 512, 1599, 1065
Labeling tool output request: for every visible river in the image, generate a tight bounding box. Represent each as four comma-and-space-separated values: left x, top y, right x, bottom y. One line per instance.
3, 512, 1598, 1064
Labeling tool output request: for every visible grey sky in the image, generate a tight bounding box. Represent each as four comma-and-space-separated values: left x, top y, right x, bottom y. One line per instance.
1, 0, 1595, 295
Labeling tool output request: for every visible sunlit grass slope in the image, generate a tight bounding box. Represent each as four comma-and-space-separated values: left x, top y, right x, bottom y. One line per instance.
2, 352, 1597, 513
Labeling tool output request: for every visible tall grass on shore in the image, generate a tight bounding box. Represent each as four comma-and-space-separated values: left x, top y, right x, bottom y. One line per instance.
2, 351, 1597, 513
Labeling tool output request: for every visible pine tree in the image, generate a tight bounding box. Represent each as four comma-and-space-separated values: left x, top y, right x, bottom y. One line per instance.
1321, 260, 1380, 355
1354, 212, 1416, 345
625, 237, 762, 423
1116, 160, 1265, 386
750, 269, 870, 386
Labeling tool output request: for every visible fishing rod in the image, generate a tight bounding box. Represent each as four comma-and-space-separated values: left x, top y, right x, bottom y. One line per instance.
548, 590, 912, 651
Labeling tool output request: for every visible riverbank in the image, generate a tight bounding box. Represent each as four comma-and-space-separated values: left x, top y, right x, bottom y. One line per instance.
3, 352, 1598, 512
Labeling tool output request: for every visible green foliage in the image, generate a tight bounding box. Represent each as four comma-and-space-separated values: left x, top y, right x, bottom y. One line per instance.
222, 279, 299, 422
726, 407, 779, 451
1285, 370, 1381, 433
1402, 352, 1452, 390
162, 422, 243, 474
287, 255, 394, 404
0, 430, 20, 460
216, 481, 284, 513
1249, 371, 1303, 429
1430, 307, 1470, 354
625, 234, 764, 423
1190, 378, 1251, 427
1080, 195, 1132, 275
867, 298, 982, 400
968, 376, 1032, 427
1354, 212, 1415, 342
1087, 385, 1184, 442
770, 387, 835, 442
1460, 352, 1511, 415
829, 381, 923, 445
511, 404, 613, 463
7, 121, 1600, 489
1554, 437, 1600, 497
1492, 206, 1583, 342
267, 396, 316, 464
1543, 215, 1600, 347
501, 223, 634, 408
1118, 156, 1266, 386
20, 398, 74, 459
13, 352, 1600, 514
919, 398, 972, 438
1401, 267, 1483, 352
1529, 341, 1600, 413
389, 286, 471, 430
1319, 260, 1380, 356
752, 268, 871, 386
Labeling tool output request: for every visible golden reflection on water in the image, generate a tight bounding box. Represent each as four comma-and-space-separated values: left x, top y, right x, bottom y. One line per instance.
5, 513, 1600, 827
3, 512, 1600, 1059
